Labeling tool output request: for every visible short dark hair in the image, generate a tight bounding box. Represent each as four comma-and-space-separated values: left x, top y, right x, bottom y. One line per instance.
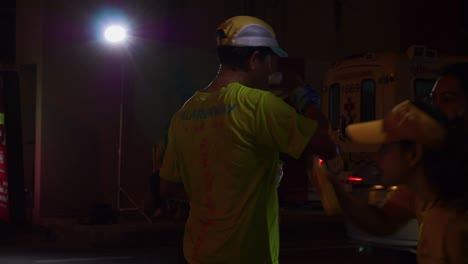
397, 131, 467, 209
217, 46, 273, 70
422, 125, 467, 209
440, 63, 468, 94
397, 101, 466, 208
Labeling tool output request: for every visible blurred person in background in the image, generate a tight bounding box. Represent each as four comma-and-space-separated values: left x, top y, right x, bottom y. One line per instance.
345, 100, 467, 263
331, 63, 468, 239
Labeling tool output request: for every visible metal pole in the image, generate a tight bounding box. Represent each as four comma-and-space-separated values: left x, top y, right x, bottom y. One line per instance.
103, 30, 151, 222
116, 56, 151, 223
117, 59, 124, 211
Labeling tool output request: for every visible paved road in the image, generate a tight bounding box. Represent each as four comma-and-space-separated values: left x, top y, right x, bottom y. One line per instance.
0, 245, 416, 264
0, 210, 417, 264
0, 247, 177, 264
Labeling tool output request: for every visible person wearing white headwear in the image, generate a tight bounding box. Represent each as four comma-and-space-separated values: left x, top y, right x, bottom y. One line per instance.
160, 16, 342, 264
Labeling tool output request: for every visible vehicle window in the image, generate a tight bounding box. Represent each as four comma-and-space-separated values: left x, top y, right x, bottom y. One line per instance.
360, 79, 376, 122
414, 79, 436, 102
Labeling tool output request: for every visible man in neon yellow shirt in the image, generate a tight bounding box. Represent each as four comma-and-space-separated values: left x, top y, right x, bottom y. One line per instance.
160, 16, 341, 264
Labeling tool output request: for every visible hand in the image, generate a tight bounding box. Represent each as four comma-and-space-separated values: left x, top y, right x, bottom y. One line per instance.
324, 149, 344, 178
289, 83, 321, 114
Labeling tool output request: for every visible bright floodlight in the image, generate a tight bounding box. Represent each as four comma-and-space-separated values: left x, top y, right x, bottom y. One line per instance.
104, 25, 127, 43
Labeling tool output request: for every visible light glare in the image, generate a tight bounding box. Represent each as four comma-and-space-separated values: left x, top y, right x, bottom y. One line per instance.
104, 25, 127, 43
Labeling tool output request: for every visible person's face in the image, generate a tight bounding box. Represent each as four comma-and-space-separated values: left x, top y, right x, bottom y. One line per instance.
431, 75, 467, 120
377, 142, 413, 186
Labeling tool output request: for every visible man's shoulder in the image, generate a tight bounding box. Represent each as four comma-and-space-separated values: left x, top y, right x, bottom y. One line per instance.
236, 83, 282, 102
223, 83, 275, 107
230, 83, 268, 95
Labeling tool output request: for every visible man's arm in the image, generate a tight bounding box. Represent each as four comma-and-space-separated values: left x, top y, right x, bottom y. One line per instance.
291, 88, 415, 235
160, 178, 188, 201
280, 73, 336, 160
331, 178, 416, 236
304, 107, 415, 235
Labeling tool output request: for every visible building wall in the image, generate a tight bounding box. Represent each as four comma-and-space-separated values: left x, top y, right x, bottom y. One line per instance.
277, 0, 400, 90
400, 0, 468, 56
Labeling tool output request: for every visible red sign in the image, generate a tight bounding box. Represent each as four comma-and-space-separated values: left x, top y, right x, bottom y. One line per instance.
0, 75, 9, 222
344, 97, 355, 118
0, 144, 8, 222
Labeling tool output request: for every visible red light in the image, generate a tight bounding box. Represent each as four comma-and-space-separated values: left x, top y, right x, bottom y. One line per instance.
318, 159, 324, 166
347, 176, 363, 182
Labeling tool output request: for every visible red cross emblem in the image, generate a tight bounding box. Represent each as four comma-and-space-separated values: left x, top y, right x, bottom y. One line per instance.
344, 97, 355, 118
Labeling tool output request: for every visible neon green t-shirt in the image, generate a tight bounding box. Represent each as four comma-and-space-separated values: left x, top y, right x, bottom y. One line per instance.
160, 82, 317, 264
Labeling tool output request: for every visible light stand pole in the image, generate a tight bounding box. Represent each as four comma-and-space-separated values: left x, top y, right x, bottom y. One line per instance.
104, 25, 151, 223
117, 56, 124, 212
